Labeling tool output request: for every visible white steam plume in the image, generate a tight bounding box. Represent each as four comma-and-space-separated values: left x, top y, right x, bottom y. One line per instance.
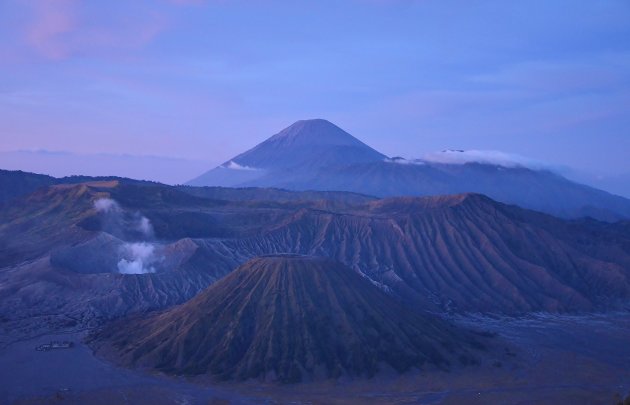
117, 242, 158, 274
94, 198, 120, 213
134, 215, 154, 238
94, 197, 161, 275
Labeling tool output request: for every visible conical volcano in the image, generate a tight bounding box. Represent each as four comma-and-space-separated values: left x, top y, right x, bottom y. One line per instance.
187, 119, 386, 186
92, 255, 479, 383
232, 119, 386, 168
186, 119, 630, 222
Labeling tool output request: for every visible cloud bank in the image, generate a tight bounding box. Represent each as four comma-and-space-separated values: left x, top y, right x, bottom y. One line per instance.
222, 161, 260, 171
420, 150, 549, 170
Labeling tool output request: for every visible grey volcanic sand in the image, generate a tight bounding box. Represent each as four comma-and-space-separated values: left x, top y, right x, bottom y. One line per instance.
0, 332, 253, 405
236, 313, 630, 404
2, 313, 630, 404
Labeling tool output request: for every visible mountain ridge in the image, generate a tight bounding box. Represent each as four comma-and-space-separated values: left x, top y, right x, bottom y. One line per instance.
1, 178, 630, 345
187, 120, 630, 221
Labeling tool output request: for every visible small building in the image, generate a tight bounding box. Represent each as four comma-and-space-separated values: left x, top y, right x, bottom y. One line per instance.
35, 341, 74, 351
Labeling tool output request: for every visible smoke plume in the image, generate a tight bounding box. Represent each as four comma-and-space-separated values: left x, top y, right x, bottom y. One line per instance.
94, 197, 120, 213
117, 242, 158, 274
93, 197, 161, 275
132, 213, 154, 238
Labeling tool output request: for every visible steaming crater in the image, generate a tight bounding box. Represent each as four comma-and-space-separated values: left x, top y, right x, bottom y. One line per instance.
117, 242, 159, 274
84, 198, 155, 241
54, 198, 197, 275
51, 235, 198, 275
93, 197, 158, 274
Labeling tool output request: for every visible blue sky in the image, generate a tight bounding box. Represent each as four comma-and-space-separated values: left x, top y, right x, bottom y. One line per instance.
1, 0, 629, 180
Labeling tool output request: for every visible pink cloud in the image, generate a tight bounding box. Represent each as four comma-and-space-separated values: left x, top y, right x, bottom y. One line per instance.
168, 0, 207, 4
25, 0, 77, 60
20, 0, 169, 61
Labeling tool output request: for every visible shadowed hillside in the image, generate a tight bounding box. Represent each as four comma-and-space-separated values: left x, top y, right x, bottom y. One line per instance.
0, 170, 56, 206
1, 181, 630, 341
91, 255, 481, 383
231, 193, 630, 312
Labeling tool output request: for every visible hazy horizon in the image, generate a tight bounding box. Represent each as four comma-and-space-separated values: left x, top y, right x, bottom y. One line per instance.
1, 128, 629, 197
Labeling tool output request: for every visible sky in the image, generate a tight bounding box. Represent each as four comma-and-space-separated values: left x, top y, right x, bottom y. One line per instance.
0, 0, 629, 184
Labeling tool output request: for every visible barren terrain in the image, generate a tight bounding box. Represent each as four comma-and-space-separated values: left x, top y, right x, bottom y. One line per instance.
2, 313, 629, 404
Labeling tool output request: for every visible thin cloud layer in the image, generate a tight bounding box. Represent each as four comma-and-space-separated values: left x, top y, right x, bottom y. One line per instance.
420, 150, 550, 170
24, 0, 76, 60
222, 161, 260, 171
14, 0, 169, 61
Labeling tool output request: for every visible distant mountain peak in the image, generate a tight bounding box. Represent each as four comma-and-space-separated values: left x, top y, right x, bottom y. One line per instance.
263, 118, 371, 148
187, 119, 386, 186
231, 119, 385, 168
283, 118, 335, 129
